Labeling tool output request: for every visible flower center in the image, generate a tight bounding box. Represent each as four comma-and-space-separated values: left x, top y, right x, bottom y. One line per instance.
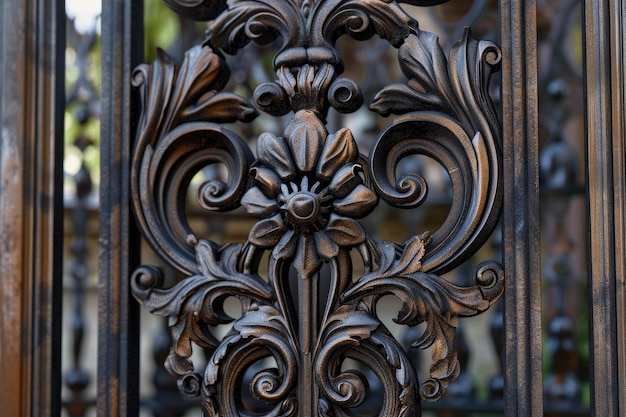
285, 192, 320, 226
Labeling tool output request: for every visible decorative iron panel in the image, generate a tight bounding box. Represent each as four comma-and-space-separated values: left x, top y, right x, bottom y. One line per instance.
128, 1, 505, 415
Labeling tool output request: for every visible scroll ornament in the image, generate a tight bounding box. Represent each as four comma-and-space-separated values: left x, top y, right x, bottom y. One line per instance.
130, 1, 504, 415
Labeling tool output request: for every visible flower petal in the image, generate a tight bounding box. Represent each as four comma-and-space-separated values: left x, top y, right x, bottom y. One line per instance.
273, 230, 298, 260
316, 128, 358, 181
328, 163, 363, 199
284, 110, 326, 173
257, 132, 296, 180
325, 214, 367, 246
333, 184, 378, 218
241, 186, 278, 218
314, 231, 340, 260
250, 166, 281, 198
293, 234, 321, 279
248, 214, 286, 248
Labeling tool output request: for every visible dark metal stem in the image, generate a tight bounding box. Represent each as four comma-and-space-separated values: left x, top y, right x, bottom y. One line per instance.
299, 271, 319, 417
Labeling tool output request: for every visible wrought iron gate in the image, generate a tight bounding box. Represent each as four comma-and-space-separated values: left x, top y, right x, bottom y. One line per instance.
1, 0, 625, 416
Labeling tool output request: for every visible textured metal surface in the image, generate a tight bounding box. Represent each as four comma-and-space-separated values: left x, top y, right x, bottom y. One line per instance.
583, 0, 626, 415
129, 1, 504, 415
500, 1, 543, 416
98, 1, 143, 416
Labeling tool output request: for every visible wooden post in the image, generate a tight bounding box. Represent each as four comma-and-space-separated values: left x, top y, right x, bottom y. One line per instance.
0, 0, 65, 415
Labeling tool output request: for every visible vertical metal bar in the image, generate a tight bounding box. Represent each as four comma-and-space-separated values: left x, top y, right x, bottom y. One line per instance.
615, 1, 626, 410
30, 0, 66, 414
607, 1, 626, 413
583, 0, 626, 414
500, 1, 543, 416
0, 0, 64, 415
98, 0, 143, 416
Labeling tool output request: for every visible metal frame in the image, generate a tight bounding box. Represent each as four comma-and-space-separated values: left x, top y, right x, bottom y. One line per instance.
583, 0, 626, 415
500, 1, 543, 416
98, 1, 144, 416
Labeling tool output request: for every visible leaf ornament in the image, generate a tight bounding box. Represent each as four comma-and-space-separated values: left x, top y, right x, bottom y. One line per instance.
133, 45, 257, 141
343, 235, 504, 401
368, 26, 502, 275
204, 303, 298, 417
131, 43, 257, 275
131, 239, 274, 395
371, 27, 502, 142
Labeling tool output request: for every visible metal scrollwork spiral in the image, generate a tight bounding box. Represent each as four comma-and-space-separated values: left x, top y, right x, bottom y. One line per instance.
130, 1, 504, 416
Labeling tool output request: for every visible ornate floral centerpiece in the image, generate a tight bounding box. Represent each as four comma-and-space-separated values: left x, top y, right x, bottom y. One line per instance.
129, 0, 504, 416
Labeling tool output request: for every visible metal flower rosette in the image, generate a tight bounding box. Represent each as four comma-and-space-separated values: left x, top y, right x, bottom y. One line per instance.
129, 0, 504, 415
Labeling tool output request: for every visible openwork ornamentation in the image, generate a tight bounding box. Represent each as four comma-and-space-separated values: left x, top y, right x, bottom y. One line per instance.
130, 1, 504, 415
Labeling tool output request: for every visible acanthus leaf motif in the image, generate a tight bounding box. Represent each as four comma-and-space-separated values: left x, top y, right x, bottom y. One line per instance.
448, 27, 502, 143
371, 29, 456, 117
135, 44, 258, 137
342, 235, 504, 401
370, 82, 447, 117
207, 0, 305, 55
130, 239, 274, 386
161, 0, 228, 21
180, 91, 259, 124
131, 41, 258, 275
368, 25, 502, 274
312, 0, 417, 49
370, 27, 502, 144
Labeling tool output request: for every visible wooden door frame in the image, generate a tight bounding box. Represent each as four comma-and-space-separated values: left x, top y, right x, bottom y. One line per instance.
0, 0, 65, 415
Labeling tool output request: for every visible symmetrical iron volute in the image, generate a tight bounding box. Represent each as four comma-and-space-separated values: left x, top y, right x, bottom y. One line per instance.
129, 0, 504, 415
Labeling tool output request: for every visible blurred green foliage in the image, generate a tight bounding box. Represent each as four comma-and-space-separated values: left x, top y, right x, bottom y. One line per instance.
64, 0, 182, 188
144, 0, 180, 61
